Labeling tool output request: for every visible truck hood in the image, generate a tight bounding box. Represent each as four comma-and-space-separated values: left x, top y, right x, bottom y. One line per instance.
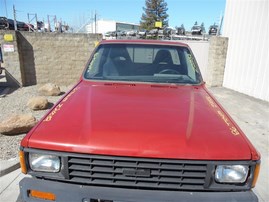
27, 81, 251, 160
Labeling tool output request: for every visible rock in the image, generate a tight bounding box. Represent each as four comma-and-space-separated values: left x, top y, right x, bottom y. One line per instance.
27, 96, 49, 110
0, 114, 38, 135
38, 83, 61, 96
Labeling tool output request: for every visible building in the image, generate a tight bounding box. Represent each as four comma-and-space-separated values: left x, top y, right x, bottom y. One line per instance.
85, 19, 139, 35
222, 0, 268, 101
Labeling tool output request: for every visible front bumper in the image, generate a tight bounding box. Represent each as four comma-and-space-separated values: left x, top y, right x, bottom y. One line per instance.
20, 177, 258, 202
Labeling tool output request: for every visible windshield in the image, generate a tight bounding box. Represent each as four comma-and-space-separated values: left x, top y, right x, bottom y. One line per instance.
84, 43, 202, 84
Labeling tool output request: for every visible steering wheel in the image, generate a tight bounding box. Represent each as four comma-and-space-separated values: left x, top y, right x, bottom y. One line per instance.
158, 69, 180, 74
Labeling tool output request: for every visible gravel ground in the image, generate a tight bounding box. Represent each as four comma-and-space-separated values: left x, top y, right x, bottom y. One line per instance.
0, 85, 73, 160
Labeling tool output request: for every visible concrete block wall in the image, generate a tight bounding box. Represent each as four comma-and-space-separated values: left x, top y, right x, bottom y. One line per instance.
206, 36, 229, 87
0, 31, 102, 86
0, 30, 22, 87
17, 32, 102, 86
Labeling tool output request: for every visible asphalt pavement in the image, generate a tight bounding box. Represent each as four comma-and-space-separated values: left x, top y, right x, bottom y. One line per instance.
0, 87, 268, 202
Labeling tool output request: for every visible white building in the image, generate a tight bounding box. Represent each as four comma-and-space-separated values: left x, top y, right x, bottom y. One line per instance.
222, 0, 268, 101
85, 19, 139, 36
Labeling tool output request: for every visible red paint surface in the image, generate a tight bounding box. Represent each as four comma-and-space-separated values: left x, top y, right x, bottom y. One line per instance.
23, 81, 257, 160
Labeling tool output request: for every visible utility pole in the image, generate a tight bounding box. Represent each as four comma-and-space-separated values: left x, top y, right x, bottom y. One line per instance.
27, 13, 38, 31
54, 15, 57, 31
91, 11, 93, 33
4, 0, 8, 17
47, 15, 57, 32
35, 14, 38, 31
94, 10, 97, 34
217, 12, 223, 36
13, 5, 17, 31
27, 13, 30, 31
47, 15, 50, 32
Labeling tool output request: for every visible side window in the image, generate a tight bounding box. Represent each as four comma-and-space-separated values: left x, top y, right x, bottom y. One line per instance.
86, 47, 104, 76
184, 50, 197, 81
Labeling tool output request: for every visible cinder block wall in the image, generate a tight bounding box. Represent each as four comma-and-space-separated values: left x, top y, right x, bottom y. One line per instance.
206, 36, 229, 87
18, 32, 102, 86
0, 31, 102, 86
0, 30, 22, 87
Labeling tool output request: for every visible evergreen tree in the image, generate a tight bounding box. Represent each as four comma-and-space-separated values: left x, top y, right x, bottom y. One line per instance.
201, 22, 205, 33
140, 0, 169, 30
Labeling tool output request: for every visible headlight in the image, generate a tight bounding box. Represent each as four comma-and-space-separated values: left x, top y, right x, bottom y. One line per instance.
29, 153, 60, 172
215, 165, 249, 183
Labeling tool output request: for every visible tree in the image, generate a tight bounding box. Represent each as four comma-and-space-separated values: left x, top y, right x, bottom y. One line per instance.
201, 22, 205, 33
140, 0, 169, 30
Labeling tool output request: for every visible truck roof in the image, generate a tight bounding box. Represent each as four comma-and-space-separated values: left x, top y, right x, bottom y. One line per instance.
100, 39, 189, 47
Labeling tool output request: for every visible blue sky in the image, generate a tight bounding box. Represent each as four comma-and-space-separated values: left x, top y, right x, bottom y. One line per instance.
1, 0, 226, 31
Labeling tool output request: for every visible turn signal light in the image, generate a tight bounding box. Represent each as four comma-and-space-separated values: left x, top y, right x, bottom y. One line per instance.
29, 190, 56, 201
19, 151, 27, 174
252, 163, 260, 188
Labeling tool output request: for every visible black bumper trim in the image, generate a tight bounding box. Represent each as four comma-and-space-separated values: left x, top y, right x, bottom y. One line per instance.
19, 177, 258, 202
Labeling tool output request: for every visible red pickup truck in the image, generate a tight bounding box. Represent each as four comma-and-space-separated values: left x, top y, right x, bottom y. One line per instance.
19, 40, 260, 202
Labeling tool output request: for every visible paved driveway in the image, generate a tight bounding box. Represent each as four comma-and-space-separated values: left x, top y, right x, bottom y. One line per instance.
209, 87, 269, 202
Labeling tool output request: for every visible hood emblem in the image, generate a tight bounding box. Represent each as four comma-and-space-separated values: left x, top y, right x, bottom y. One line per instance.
123, 169, 151, 178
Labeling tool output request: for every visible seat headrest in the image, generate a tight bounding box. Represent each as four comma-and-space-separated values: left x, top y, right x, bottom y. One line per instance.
154, 49, 173, 65
110, 47, 130, 60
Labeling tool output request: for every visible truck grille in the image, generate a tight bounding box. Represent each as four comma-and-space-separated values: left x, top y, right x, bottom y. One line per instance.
67, 155, 207, 190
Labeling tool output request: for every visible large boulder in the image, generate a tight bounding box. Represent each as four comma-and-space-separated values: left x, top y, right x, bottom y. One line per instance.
38, 83, 61, 96
0, 114, 38, 135
27, 96, 49, 110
